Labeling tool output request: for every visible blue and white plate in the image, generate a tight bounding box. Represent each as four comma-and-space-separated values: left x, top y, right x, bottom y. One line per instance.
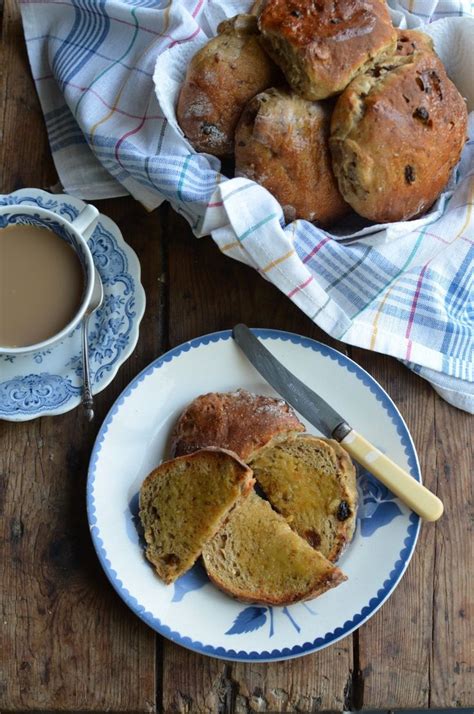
0, 189, 145, 421
88, 330, 421, 662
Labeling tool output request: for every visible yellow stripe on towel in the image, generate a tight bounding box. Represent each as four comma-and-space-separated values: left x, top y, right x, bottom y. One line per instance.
261, 249, 295, 273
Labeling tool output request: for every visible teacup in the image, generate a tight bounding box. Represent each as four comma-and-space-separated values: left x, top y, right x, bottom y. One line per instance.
0, 203, 99, 356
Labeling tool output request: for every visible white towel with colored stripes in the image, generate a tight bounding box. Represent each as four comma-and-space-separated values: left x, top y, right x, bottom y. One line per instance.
20, 0, 474, 411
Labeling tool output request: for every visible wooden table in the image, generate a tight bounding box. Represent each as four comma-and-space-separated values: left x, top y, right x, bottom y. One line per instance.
1, 3, 472, 711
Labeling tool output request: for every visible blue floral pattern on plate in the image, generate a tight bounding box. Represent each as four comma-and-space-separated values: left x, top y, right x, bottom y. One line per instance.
0, 189, 145, 420
172, 562, 209, 603
164, 466, 403, 638
170, 572, 317, 638
357, 468, 403, 537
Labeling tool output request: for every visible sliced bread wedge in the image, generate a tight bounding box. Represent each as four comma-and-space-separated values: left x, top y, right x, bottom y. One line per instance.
202, 491, 346, 605
249, 435, 357, 562
139, 448, 254, 584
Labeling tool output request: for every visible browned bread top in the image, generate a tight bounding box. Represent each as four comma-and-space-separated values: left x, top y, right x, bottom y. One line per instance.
171, 389, 305, 461
176, 14, 280, 157
329, 51, 468, 222
259, 0, 397, 100
261, 0, 393, 47
395, 28, 434, 57
235, 87, 350, 226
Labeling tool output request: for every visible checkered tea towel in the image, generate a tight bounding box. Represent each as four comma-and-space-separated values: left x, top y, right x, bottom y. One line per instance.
20, 0, 474, 412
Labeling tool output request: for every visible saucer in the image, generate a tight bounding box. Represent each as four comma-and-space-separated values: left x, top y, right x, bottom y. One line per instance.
0, 189, 146, 421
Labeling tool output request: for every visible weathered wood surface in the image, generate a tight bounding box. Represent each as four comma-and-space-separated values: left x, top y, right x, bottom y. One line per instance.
430, 395, 473, 708
1, 0, 473, 711
1, 3, 158, 710
350, 352, 436, 710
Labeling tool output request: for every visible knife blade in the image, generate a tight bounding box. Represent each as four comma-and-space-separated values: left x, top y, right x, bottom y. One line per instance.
233, 323, 351, 441
233, 324, 444, 522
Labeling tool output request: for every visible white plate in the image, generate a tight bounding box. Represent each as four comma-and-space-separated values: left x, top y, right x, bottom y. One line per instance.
0, 189, 145, 421
87, 330, 421, 662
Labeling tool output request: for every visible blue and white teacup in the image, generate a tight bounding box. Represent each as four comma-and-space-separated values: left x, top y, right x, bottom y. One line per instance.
0, 203, 99, 356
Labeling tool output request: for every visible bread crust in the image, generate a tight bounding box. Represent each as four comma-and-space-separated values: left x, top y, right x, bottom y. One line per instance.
323, 438, 357, 555
140, 447, 255, 488
259, 0, 397, 100
144, 446, 255, 491
394, 28, 434, 57
177, 14, 279, 156
250, 0, 267, 15
329, 51, 467, 222
171, 389, 305, 461
205, 561, 346, 605
235, 87, 350, 225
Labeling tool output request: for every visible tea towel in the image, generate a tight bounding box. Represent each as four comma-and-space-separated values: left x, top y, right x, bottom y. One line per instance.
19, 0, 474, 412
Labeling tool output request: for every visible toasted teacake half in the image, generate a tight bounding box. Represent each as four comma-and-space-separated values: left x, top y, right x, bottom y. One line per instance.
249, 435, 357, 562
139, 448, 254, 584
202, 490, 347, 605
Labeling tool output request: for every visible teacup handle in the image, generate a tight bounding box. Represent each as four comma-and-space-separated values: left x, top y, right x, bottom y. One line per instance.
71, 204, 99, 241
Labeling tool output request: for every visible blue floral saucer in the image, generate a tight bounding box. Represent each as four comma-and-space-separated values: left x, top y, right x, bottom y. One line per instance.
0, 189, 145, 421
88, 330, 421, 662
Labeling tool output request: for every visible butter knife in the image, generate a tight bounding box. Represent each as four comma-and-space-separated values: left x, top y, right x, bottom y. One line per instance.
233, 324, 443, 522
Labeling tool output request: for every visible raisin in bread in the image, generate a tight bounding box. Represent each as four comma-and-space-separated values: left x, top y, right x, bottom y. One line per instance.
249, 435, 357, 562
329, 51, 467, 222
258, 0, 396, 100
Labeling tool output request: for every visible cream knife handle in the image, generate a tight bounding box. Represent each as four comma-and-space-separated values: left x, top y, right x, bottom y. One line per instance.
340, 430, 444, 521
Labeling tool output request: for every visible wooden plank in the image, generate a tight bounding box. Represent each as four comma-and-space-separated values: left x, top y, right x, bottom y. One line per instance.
0, 0, 57, 192
231, 642, 353, 713
162, 642, 353, 713
0, 204, 162, 711
161, 650, 238, 714
163, 209, 353, 713
0, 201, 162, 711
430, 393, 473, 707
0, 3, 160, 709
349, 350, 437, 709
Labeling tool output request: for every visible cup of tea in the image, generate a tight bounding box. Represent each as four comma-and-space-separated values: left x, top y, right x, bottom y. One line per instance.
0, 203, 99, 355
